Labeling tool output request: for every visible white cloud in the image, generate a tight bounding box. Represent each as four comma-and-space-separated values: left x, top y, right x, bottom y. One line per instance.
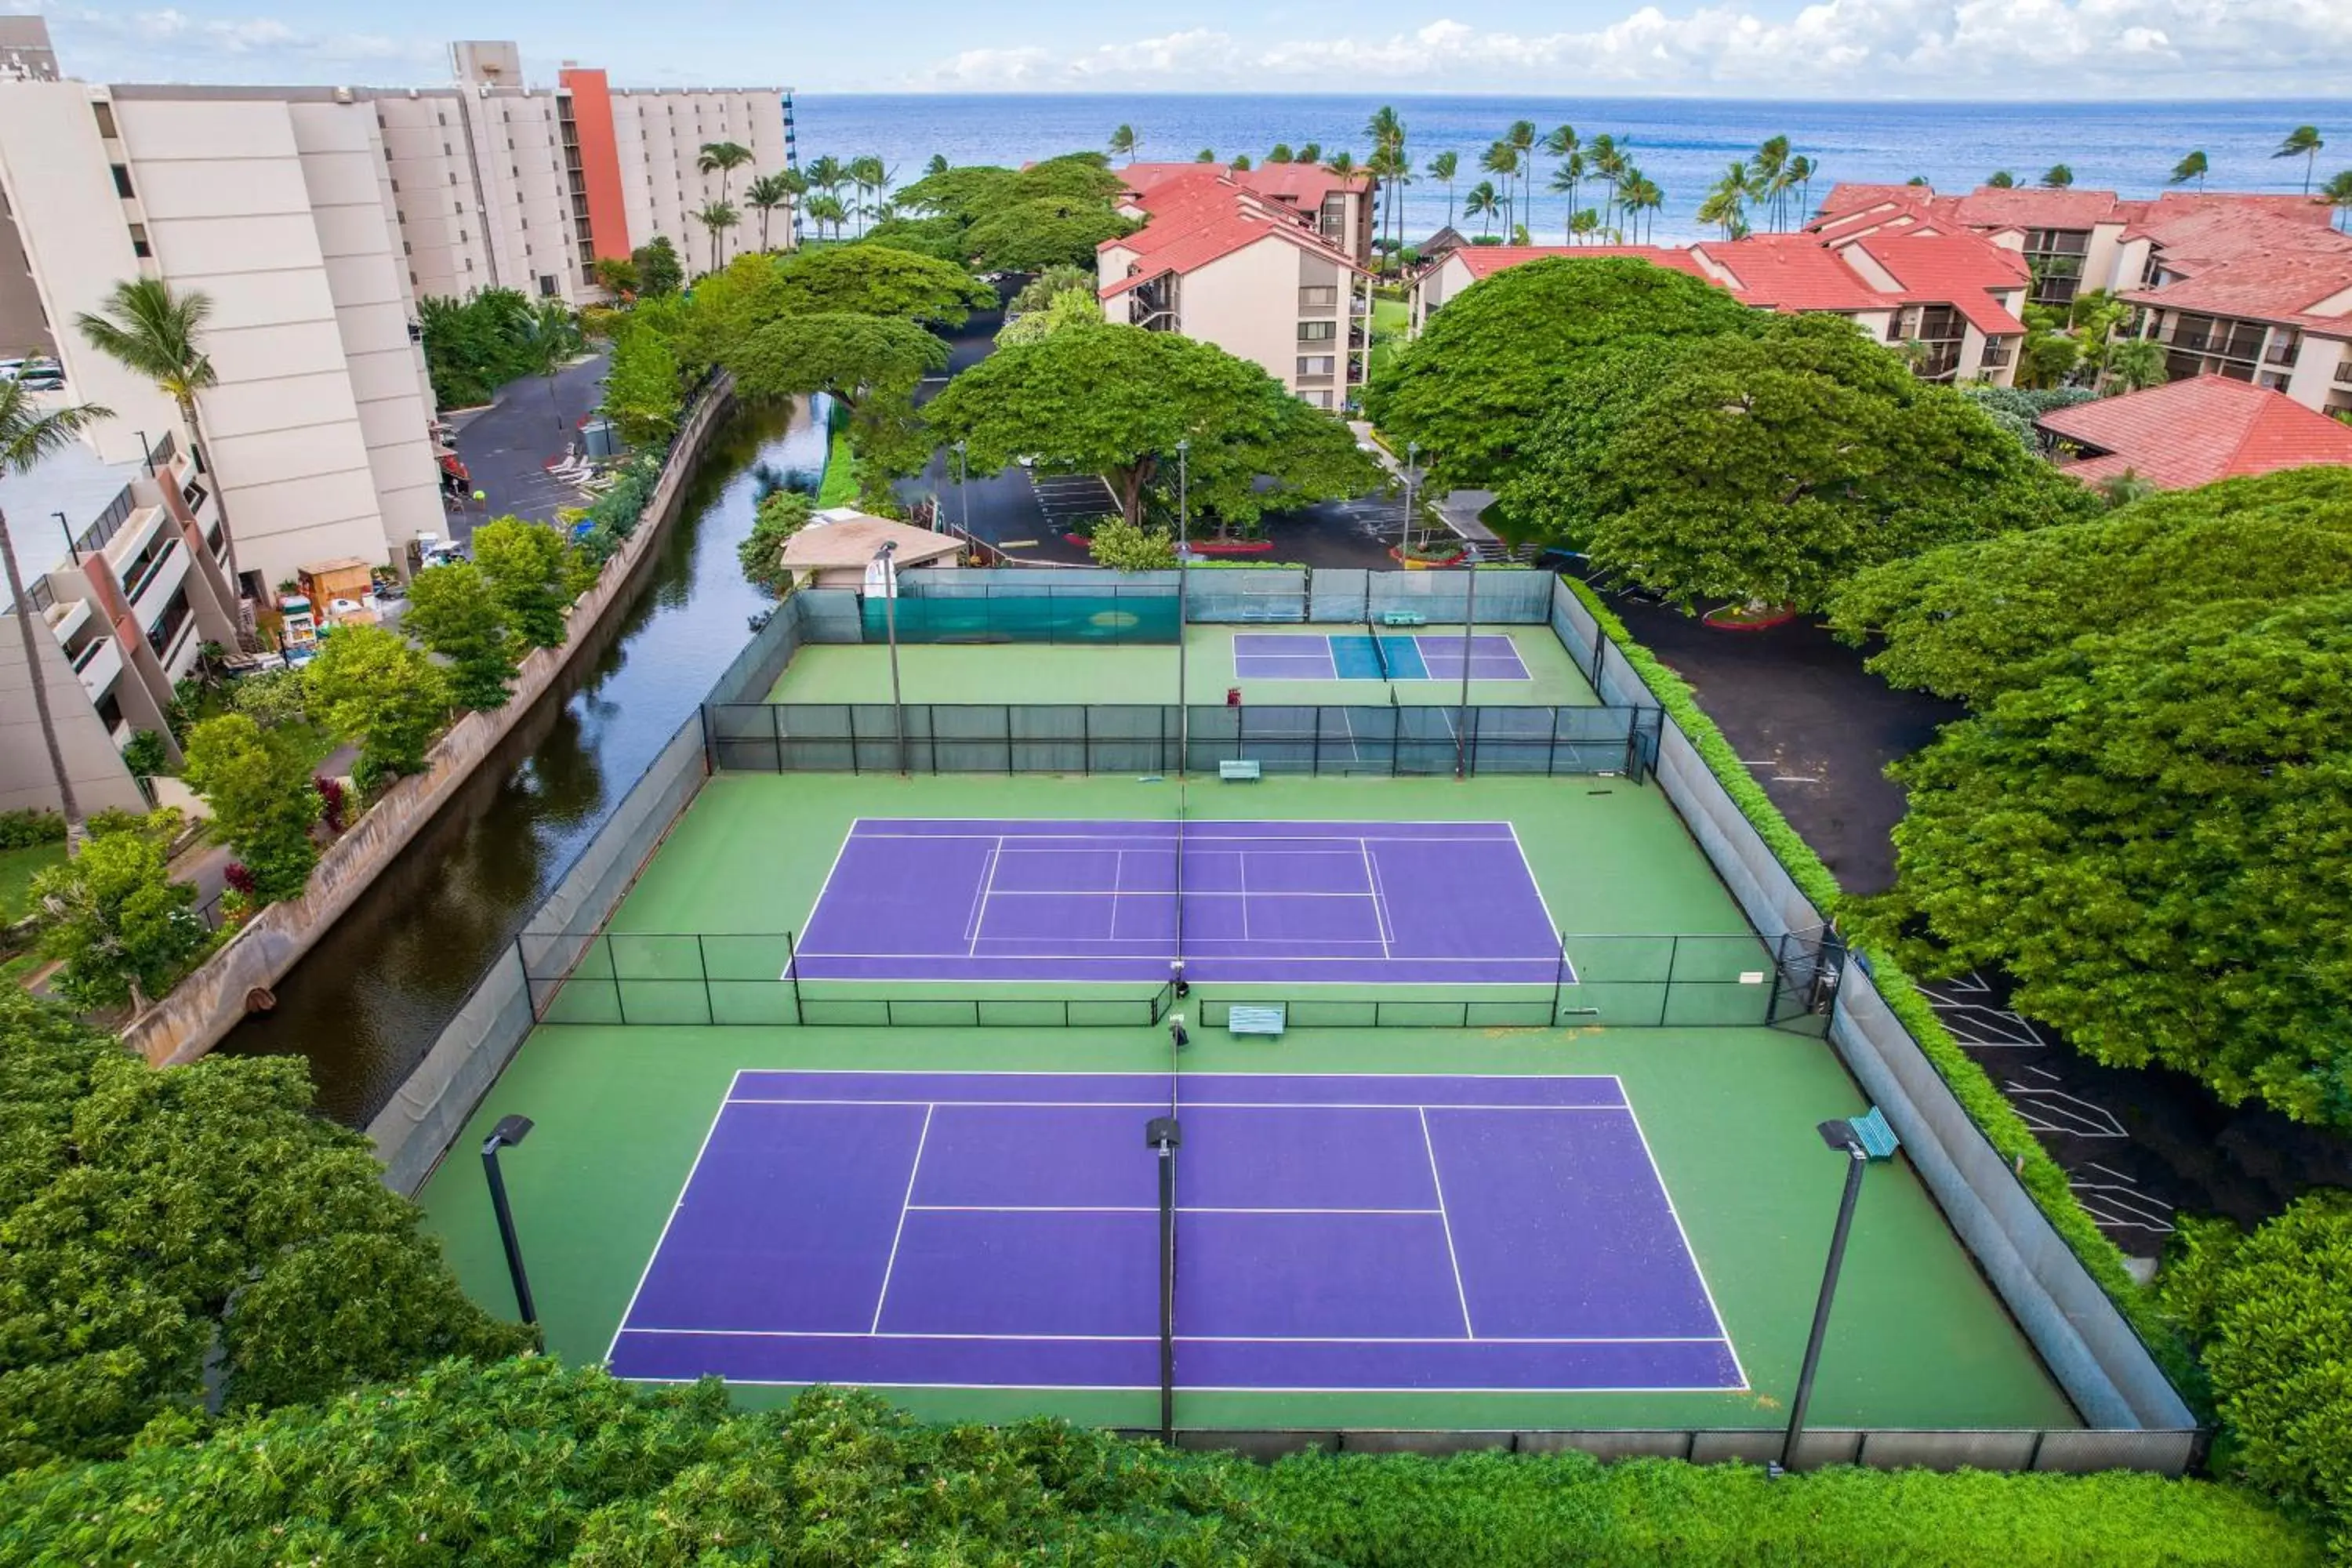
31, 4, 443, 83
908, 0, 2352, 95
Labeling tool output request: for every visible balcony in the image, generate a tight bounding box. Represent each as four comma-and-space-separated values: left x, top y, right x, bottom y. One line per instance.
73, 634, 122, 701
121, 534, 183, 611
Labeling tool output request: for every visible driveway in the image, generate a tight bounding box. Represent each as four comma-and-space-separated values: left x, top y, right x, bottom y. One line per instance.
447, 351, 612, 542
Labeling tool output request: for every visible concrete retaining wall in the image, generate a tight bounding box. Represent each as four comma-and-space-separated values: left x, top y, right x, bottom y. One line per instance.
124, 379, 738, 1069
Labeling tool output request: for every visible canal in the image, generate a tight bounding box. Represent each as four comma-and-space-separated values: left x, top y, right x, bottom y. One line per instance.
220, 397, 826, 1125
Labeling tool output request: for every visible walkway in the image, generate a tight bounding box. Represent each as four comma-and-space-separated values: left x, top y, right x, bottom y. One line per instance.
447, 352, 612, 541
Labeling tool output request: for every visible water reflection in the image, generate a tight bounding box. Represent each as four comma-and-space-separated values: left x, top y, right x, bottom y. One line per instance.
220, 397, 825, 1124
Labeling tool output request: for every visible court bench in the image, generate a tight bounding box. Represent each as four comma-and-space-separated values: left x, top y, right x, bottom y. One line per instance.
1225, 1004, 1287, 1036
1219, 759, 1262, 782
1378, 611, 1428, 626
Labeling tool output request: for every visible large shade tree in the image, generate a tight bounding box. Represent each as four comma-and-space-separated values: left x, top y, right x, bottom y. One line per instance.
1828, 468, 2352, 704
1361, 256, 1755, 492
1501, 314, 2097, 609
1860, 592, 2352, 1126
924, 324, 1379, 534
727, 312, 948, 419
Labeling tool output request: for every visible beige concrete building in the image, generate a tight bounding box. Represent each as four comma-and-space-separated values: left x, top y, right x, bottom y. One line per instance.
0, 18, 794, 594
1098, 169, 1374, 408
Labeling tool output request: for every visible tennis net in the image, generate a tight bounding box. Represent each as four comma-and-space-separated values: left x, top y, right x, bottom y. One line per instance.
1367, 618, 1394, 681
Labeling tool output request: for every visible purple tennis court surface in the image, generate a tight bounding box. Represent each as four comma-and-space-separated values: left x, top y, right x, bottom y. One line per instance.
792, 818, 1565, 985
1233, 632, 1533, 682
608, 1070, 1743, 1393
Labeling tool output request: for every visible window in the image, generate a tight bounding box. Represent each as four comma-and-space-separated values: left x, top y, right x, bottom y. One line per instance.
128, 222, 150, 260
444, 141, 452, 155
1305, 389, 1334, 408
109, 163, 134, 199
539, 274, 557, 297
92, 102, 117, 139
1297, 355, 1337, 378
437, 112, 447, 126
403, 239, 412, 254
449, 171, 459, 184
1299, 285, 1338, 310
1298, 320, 1337, 343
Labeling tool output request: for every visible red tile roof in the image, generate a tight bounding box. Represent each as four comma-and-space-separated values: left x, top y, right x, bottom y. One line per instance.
1845, 230, 2031, 336
1694, 234, 1901, 315
1099, 174, 1363, 299
1945, 185, 2124, 231
1450, 244, 1710, 281
2122, 249, 2352, 336
2038, 376, 2352, 490
1122, 160, 1370, 209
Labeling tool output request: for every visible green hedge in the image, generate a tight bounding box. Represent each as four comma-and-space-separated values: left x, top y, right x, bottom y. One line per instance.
0, 809, 66, 850
1255, 1448, 2310, 1568
2, 1359, 2309, 1565
815, 427, 857, 510
1563, 579, 2193, 1394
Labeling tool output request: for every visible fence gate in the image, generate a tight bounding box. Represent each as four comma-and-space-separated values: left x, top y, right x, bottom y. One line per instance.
1767, 927, 1848, 1031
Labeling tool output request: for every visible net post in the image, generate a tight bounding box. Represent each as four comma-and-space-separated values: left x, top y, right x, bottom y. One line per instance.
1552, 931, 1568, 1022
1004, 704, 1015, 774
696, 934, 713, 1025
1662, 934, 1679, 1027
769, 702, 782, 773
1548, 706, 1562, 777
1145, 1113, 1182, 1446
611, 936, 629, 1027
845, 702, 860, 775
782, 929, 804, 1025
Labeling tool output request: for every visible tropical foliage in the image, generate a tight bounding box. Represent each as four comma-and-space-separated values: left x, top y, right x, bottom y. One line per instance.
27, 815, 207, 1011
180, 713, 321, 902
304, 625, 452, 785
416, 289, 580, 409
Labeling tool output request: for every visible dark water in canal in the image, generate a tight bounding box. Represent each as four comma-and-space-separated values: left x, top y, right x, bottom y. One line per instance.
220, 398, 826, 1125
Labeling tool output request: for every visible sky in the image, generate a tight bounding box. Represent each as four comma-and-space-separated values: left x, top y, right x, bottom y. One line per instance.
18, 0, 2352, 100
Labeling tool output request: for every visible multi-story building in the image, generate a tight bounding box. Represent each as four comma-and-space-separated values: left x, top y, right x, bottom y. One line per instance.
1813, 182, 2352, 419
1407, 229, 2030, 387
0, 19, 793, 596
1098, 169, 1374, 408
2033, 376, 2352, 491
0, 429, 241, 814
1116, 162, 1376, 267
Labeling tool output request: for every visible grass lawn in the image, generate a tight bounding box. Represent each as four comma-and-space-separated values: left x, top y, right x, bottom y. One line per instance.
0, 842, 66, 923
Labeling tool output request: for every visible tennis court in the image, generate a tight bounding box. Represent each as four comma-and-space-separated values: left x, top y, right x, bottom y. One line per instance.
608, 1069, 1740, 1393
793, 818, 1566, 986
1232, 632, 1533, 683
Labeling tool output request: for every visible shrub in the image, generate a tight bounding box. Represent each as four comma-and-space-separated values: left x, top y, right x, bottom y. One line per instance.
118, 729, 170, 779
305, 626, 453, 783
314, 775, 348, 834
28, 829, 209, 1010
0, 808, 67, 849
181, 713, 321, 904
227, 666, 310, 728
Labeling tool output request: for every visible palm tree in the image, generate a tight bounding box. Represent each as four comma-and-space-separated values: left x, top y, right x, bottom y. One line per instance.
1295, 143, 1323, 166
519, 300, 585, 433
2168, 151, 2209, 191
1589, 134, 1626, 231
1463, 180, 1501, 238
1427, 151, 1460, 226
1326, 150, 1357, 177
2325, 169, 2352, 233
2042, 164, 2074, 188
1506, 120, 1537, 226
692, 199, 739, 274
1479, 141, 1519, 234
1621, 172, 1664, 244
846, 155, 889, 237
1367, 105, 1404, 256
1548, 157, 1586, 241
2274, 126, 2326, 194
1708, 161, 1754, 236
1195, 148, 1216, 163
696, 140, 753, 206
0, 380, 110, 844
1789, 154, 1819, 221
1109, 124, 1142, 164
743, 172, 795, 251
1542, 124, 1579, 226
2103, 336, 2168, 393
1696, 187, 1742, 241
74, 278, 245, 606
1749, 136, 1791, 230
1569, 208, 1600, 245
803, 192, 848, 240
1229, 154, 1253, 172
1987, 169, 2016, 188
924, 154, 949, 177
1268, 143, 1294, 165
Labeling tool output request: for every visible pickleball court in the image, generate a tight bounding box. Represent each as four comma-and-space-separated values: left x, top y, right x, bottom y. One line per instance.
607, 1069, 1744, 1393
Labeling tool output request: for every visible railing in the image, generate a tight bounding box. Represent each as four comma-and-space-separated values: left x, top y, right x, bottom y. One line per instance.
146, 428, 176, 469
72, 485, 137, 557
119, 534, 180, 604
67, 636, 107, 673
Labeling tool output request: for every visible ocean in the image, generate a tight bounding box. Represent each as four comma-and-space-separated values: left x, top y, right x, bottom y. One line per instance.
789, 93, 2351, 246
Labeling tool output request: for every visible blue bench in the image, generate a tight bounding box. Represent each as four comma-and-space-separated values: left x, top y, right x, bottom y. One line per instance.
1219, 759, 1261, 782
1225, 1004, 1287, 1036
1379, 611, 1427, 626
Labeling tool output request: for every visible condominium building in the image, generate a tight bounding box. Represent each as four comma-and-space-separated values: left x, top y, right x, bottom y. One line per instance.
2034, 376, 2352, 490
0, 430, 240, 814
0, 18, 793, 596
1098, 168, 1374, 408
1814, 183, 2352, 419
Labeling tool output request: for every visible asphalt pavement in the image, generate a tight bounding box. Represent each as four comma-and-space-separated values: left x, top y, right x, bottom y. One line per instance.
447, 351, 613, 543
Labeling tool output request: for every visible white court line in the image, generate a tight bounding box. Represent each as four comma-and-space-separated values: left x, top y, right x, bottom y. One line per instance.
605, 1073, 746, 1363
869, 1104, 936, 1334
1358, 838, 1392, 956
1503, 820, 1563, 953
627, 1375, 1748, 1395
786, 831, 862, 978
796, 947, 1555, 964
622, 1327, 1729, 1345
906, 1204, 1446, 1215
1617, 1098, 1748, 1392
1236, 848, 1249, 940
964, 837, 1004, 956
729, 1098, 1632, 1113
1421, 1107, 1475, 1339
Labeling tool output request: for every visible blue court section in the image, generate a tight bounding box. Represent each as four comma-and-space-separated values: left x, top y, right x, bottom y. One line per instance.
1233, 633, 1533, 682
791, 818, 1568, 985
608, 1071, 1744, 1393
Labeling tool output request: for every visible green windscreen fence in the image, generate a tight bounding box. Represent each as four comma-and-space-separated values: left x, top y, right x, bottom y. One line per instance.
861, 586, 1178, 644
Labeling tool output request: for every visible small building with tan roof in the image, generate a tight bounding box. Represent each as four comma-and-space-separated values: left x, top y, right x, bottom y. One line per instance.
776, 510, 963, 591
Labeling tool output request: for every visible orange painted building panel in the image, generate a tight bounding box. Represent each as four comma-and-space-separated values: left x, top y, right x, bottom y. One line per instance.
560, 67, 632, 263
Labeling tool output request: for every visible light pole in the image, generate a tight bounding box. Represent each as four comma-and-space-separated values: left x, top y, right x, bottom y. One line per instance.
1779, 1106, 1899, 1473
1174, 437, 1190, 771
872, 540, 905, 776
953, 438, 970, 541
1454, 555, 1479, 780
1402, 441, 1420, 557
481, 1114, 539, 1345
1145, 1112, 1182, 1444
